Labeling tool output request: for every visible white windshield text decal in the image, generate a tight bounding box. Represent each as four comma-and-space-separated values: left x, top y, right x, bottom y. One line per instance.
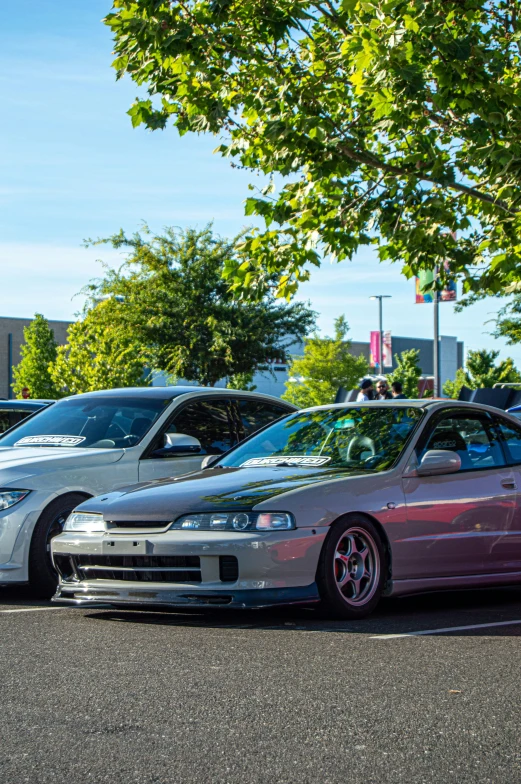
15, 435, 86, 448
241, 456, 331, 467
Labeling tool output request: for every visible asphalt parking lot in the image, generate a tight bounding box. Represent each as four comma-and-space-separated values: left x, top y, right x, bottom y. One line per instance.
1, 587, 520, 784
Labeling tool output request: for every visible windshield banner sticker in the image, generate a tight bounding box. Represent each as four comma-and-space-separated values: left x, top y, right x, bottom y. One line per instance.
241, 456, 331, 467
15, 435, 86, 448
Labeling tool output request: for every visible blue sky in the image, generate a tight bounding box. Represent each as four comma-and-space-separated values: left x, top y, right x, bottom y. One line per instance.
1, 0, 519, 366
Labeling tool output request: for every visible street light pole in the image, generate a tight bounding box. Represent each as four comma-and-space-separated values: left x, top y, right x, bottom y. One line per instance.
433, 268, 440, 397
370, 295, 392, 372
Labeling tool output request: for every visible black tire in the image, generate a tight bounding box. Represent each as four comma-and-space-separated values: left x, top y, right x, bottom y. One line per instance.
29, 493, 88, 599
316, 514, 386, 620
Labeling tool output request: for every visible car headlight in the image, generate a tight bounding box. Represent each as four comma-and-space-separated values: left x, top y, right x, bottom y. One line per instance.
63, 512, 105, 533
0, 489, 31, 511
170, 512, 295, 532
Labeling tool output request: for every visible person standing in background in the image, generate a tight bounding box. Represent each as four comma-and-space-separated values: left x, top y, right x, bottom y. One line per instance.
375, 380, 392, 400
391, 381, 406, 399
357, 379, 375, 401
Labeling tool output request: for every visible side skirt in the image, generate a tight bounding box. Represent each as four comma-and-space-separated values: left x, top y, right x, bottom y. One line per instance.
387, 570, 521, 598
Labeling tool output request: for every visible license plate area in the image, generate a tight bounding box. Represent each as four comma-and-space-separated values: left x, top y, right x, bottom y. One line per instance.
102, 540, 151, 555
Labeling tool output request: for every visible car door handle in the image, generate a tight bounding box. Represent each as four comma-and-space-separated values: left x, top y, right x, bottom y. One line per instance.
501, 479, 517, 489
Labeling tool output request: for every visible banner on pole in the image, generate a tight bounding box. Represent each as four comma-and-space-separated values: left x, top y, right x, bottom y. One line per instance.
370, 331, 380, 367
383, 331, 392, 368
370, 331, 392, 368
415, 263, 457, 303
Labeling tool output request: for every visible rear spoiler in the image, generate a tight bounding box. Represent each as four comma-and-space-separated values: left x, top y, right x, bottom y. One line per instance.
457, 386, 521, 410
335, 387, 359, 404
333, 385, 521, 411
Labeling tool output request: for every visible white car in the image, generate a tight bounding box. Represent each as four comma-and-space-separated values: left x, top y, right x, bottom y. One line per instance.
0, 386, 294, 596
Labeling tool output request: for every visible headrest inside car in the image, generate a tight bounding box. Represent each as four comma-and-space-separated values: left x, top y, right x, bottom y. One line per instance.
428, 429, 467, 452
130, 417, 152, 438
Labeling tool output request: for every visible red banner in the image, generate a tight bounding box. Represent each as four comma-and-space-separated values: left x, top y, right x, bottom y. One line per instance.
370, 331, 380, 367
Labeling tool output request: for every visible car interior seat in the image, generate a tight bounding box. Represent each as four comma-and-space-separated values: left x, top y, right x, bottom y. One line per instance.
426, 428, 472, 469
130, 417, 153, 439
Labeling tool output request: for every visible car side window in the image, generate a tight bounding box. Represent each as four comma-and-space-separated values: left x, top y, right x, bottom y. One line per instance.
9, 411, 28, 428
0, 409, 28, 434
496, 417, 521, 465
168, 400, 234, 455
419, 413, 505, 471
0, 411, 10, 433
236, 399, 291, 438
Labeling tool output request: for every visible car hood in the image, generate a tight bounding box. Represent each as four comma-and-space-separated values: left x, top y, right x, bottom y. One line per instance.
80, 465, 371, 523
0, 446, 124, 481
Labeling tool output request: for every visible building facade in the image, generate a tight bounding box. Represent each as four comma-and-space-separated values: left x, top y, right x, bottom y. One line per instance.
241, 335, 464, 398
0, 315, 463, 400
153, 335, 464, 398
0, 317, 70, 398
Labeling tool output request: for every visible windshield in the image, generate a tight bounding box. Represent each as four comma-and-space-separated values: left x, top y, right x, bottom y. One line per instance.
0, 396, 171, 449
219, 406, 424, 471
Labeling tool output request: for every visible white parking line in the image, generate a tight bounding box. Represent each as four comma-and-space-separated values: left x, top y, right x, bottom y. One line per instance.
370, 618, 521, 639
0, 605, 78, 614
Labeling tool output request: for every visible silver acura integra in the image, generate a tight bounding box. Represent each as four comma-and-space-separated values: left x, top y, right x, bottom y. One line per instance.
52, 400, 521, 618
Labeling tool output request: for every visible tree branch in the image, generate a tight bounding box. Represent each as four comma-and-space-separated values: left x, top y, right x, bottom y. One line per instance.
338, 145, 520, 216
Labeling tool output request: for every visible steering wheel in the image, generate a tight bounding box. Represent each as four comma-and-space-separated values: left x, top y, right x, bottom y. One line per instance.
122, 434, 140, 446
106, 422, 127, 440
347, 435, 376, 461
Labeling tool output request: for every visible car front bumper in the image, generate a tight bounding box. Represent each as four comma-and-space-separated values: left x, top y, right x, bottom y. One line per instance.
0, 502, 50, 584
53, 583, 321, 609
51, 527, 328, 609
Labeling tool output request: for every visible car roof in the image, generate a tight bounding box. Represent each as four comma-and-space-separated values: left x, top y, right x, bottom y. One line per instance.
299, 399, 429, 413
0, 399, 52, 410
60, 386, 296, 407
299, 399, 516, 415
63, 386, 212, 401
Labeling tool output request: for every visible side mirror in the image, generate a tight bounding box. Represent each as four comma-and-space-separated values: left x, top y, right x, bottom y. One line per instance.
201, 454, 220, 469
152, 432, 202, 458
417, 449, 461, 476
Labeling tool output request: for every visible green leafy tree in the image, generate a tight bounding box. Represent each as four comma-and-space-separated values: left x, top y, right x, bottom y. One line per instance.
50, 303, 149, 396
107, 1, 521, 300
282, 316, 368, 408
227, 371, 257, 392
442, 368, 468, 400
12, 314, 59, 399
81, 224, 315, 386
388, 349, 422, 399
443, 349, 521, 398
492, 296, 521, 345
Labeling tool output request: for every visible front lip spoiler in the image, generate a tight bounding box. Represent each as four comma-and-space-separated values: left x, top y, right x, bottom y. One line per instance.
52, 584, 320, 610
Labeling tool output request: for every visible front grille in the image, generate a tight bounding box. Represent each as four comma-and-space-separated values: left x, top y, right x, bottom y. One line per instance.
72, 554, 201, 583
55, 553, 240, 586
54, 554, 76, 581
219, 555, 239, 583
108, 520, 171, 529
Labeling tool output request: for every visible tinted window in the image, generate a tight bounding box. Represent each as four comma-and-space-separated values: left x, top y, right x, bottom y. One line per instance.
0, 412, 9, 433
0, 397, 171, 449
420, 413, 504, 471
220, 406, 423, 471
496, 418, 521, 465
0, 409, 37, 434
170, 400, 233, 455
8, 411, 28, 429
237, 399, 290, 438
